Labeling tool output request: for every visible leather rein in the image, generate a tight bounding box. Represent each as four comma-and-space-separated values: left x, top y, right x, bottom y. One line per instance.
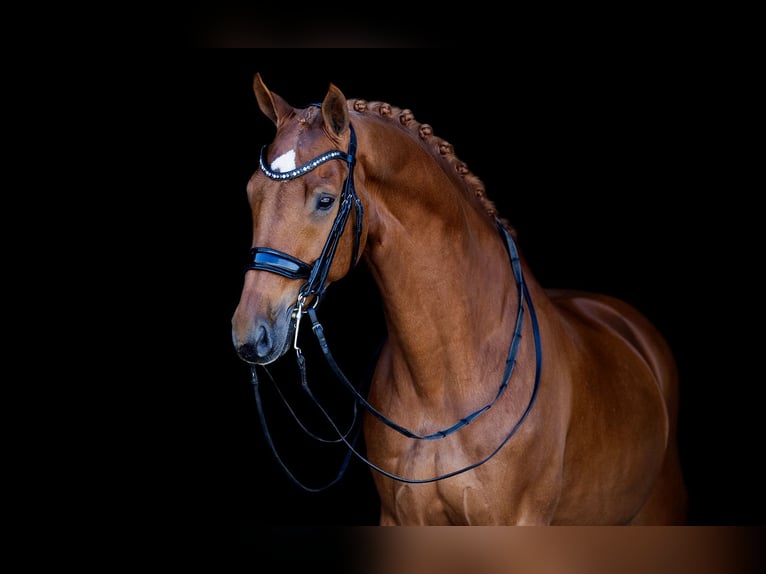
247, 118, 542, 490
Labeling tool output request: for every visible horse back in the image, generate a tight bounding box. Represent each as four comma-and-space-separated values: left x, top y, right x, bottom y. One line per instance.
546, 288, 678, 408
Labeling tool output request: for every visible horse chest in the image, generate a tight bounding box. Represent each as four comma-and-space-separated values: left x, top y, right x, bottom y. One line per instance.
390, 478, 495, 526
376, 439, 498, 525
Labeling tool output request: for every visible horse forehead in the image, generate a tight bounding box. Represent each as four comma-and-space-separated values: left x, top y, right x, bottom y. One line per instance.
269, 148, 297, 172
268, 114, 335, 168
251, 124, 335, 199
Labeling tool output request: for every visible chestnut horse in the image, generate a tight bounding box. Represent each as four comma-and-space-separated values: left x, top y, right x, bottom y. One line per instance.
231, 73, 688, 525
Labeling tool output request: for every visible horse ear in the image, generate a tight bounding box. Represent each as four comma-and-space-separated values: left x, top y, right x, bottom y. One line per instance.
253, 72, 293, 126
321, 83, 349, 137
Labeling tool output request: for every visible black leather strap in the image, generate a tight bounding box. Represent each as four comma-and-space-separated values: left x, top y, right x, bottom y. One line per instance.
246, 247, 312, 280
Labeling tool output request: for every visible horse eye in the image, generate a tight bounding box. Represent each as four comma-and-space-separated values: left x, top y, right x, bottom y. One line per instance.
316, 195, 336, 211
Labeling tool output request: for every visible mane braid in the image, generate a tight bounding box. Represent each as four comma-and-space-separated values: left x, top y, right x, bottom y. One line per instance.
348, 98, 515, 236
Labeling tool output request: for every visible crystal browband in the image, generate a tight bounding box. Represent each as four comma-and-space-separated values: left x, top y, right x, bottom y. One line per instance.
259, 147, 354, 181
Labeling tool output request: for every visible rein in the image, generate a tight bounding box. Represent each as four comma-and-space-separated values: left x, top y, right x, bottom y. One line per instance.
248, 119, 542, 488
305, 224, 532, 440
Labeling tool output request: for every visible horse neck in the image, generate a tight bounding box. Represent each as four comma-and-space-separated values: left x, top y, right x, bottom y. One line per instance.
356, 119, 522, 399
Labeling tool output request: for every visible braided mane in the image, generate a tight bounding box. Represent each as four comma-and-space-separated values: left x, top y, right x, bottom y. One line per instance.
348, 98, 514, 236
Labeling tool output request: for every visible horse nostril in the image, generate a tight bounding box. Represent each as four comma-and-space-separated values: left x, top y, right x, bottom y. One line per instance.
235, 323, 274, 363
255, 323, 272, 356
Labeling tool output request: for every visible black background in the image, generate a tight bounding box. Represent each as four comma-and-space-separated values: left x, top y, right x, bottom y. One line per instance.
181, 52, 762, 531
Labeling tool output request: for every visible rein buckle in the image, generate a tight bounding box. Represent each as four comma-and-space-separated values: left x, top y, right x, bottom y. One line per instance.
293, 295, 307, 352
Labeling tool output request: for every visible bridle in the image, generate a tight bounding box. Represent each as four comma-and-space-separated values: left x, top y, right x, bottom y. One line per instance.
249, 120, 363, 305
246, 113, 542, 491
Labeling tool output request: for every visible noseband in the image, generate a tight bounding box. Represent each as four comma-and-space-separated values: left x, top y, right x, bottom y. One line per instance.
247, 120, 363, 305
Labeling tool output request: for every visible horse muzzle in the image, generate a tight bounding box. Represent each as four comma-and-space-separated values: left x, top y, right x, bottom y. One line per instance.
232, 302, 295, 365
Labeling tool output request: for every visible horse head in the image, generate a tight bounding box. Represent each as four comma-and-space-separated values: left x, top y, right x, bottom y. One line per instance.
232, 73, 366, 365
